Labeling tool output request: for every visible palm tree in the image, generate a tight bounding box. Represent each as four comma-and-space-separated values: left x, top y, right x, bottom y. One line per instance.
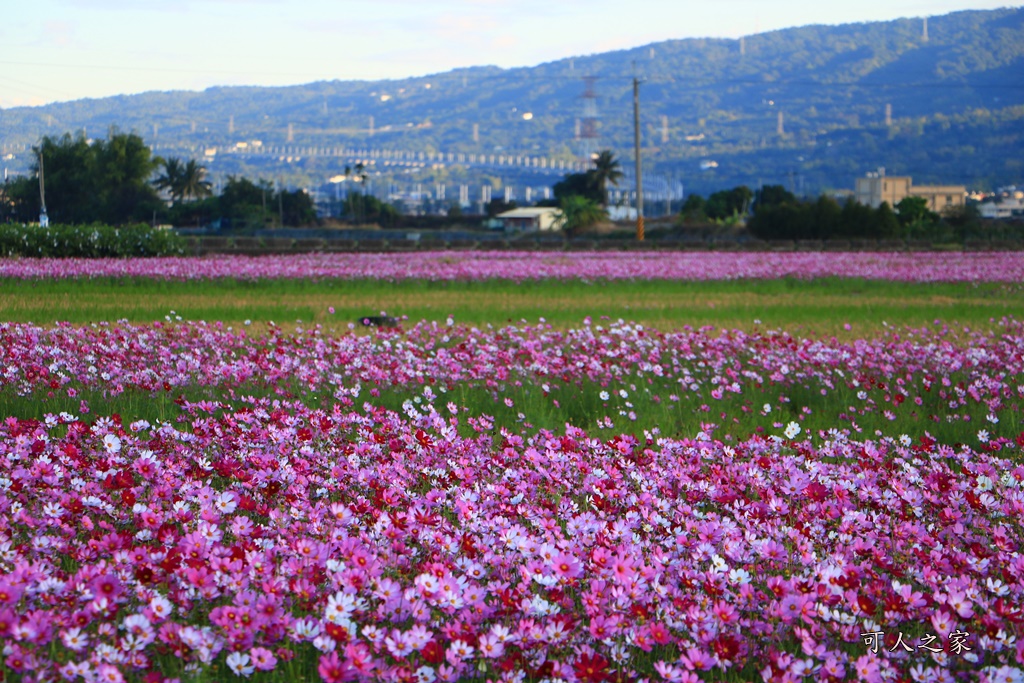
557, 194, 607, 238
589, 150, 624, 208
154, 158, 211, 204
179, 159, 212, 202
154, 157, 185, 204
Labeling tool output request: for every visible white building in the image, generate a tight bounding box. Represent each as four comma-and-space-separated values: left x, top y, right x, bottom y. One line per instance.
978, 196, 1024, 219
494, 207, 563, 233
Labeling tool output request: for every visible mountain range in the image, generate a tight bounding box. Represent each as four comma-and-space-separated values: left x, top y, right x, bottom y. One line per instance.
1, 6, 1023, 196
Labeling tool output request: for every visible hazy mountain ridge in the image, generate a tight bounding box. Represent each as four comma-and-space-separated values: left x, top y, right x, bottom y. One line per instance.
2, 7, 1023, 193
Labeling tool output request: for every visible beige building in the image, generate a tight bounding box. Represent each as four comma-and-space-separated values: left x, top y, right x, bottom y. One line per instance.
495, 207, 564, 233
854, 170, 965, 212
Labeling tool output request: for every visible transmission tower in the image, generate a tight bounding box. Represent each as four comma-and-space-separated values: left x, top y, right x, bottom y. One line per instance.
577, 76, 599, 165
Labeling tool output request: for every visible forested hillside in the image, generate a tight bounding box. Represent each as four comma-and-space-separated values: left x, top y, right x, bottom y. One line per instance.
1, 7, 1022, 193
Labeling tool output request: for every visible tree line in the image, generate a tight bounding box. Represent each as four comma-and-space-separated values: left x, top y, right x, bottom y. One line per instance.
679, 184, 983, 242
0, 131, 316, 229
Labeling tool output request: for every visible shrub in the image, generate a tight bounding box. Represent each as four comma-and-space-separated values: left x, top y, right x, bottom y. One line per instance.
0, 223, 186, 258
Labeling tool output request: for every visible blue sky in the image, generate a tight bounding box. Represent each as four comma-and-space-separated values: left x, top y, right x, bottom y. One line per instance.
0, 0, 1014, 108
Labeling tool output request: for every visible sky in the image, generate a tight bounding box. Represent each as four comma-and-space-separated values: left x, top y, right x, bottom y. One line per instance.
0, 0, 1015, 108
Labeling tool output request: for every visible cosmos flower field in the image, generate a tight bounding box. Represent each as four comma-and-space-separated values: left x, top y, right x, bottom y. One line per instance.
1, 253, 1023, 683
1, 251, 1024, 282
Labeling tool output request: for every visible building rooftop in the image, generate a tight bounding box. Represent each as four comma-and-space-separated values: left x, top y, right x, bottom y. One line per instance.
496, 207, 560, 219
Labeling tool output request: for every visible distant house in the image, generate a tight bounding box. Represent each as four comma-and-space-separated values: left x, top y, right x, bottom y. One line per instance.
978, 196, 1024, 219
494, 207, 563, 233
854, 169, 965, 212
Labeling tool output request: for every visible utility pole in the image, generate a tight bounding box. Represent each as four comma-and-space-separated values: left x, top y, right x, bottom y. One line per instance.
633, 76, 644, 241
38, 149, 48, 227
278, 182, 284, 227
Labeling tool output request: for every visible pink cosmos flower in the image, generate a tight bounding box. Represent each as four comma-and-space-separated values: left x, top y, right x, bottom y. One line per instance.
778, 594, 807, 624
551, 551, 582, 579
96, 664, 125, 683
315, 651, 343, 683
89, 573, 123, 602
477, 633, 504, 659
249, 647, 277, 671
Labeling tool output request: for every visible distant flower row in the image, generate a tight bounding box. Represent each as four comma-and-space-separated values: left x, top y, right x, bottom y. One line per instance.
2, 251, 1024, 281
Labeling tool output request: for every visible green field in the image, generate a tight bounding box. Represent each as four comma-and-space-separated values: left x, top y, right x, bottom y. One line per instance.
3, 276, 1023, 445
3, 276, 1023, 336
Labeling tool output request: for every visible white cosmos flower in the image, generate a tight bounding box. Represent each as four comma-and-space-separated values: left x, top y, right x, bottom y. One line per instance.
214, 492, 238, 514
226, 652, 254, 677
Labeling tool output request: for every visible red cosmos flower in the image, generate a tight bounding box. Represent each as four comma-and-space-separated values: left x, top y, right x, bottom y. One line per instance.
497, 650, 525, 672
324, 622, 351, 645
710, 634, 741, 664
805, 481, 828, 502
533, 661, 555, 679
995, 598, 1023, 623
421, 639, 444, 665
574, 652, 611, 683
647, 626, 671, 647
857, 594, 877, 616
134, 565, 154, 585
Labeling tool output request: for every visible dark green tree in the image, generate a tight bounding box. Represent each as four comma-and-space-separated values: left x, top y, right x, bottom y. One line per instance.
2, 176, 38, 223
677, 194, 708, 224
92, 130, 162, 222
279, 188, 317, 226
5, 131, 161, 225
895, 197, 934, 225
837, 199, 878, 239
219, 176, 272, 229
179, 160, 213, 203
941, 204, 981, 242
154, 158, 186, 204
706, 186, 753, 221
809, 195, 842, 240
156, 158, 212, 205
895, 196, 939, 238
754, 185, 797, 211
590, 150, 624, 207
558, 194, 606, 237
553, 172, 602, 205
748, 203, 804, 240
875, 202, 900, 239
341, 193, 399, 227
